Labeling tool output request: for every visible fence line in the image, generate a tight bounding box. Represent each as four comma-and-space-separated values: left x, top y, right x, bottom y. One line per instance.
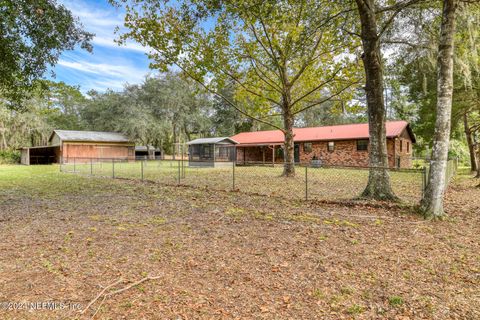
423, 158, 458, 190
59, 157, 457, 204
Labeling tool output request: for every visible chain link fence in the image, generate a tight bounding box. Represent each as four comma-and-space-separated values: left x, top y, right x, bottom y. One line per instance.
60, 157, 458, 204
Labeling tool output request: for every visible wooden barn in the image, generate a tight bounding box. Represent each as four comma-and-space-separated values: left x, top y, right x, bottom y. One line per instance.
20, 130, 135, 165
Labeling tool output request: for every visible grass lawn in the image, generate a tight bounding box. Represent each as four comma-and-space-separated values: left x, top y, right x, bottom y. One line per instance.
62, 160, 424, 203
0, 165, 478, 319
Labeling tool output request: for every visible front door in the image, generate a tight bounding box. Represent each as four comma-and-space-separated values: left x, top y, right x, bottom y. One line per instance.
294, 144, 300, 163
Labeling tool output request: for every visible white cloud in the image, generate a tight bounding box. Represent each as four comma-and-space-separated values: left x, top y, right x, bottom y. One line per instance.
56, 58, 148, 92
92, 36, 150, 53
60, 0, 149, 53
58, 59, 143, 79
52, 0, 154, 92
90, 79, 127, 91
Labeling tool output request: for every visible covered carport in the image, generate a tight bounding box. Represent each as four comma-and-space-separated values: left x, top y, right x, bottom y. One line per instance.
20, 146, 60, 165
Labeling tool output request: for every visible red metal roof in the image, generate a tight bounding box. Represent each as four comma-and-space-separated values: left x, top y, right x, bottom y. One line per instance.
231, 121, 414, 146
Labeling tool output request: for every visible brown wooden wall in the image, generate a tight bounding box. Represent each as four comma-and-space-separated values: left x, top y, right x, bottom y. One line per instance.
62, 142, 135, 163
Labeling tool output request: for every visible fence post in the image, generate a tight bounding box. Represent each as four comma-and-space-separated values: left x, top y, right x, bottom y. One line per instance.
90, 158, 93, 175
177, 160, 181, 184
305, 165, 308, 201
422, 166, 427, 198
73, 157, 76, 173
182, 156, 185, 178
112, 159, 115, 179
141, 160, 144, 181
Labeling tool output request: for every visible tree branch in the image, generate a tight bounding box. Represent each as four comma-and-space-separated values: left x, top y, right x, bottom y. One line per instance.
170, 59, 284, 131
292, 80, 361, 115
290, 67, 344, 107
376, 0, 428, 13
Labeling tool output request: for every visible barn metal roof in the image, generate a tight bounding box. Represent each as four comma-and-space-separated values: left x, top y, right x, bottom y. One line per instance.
135, 145, 160, 151
231, 121, 415, 146
187, 137, 238, 145
50, 130, 132, 143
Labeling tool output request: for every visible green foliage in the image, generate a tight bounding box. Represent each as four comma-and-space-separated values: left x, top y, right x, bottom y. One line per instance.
210, 85, 255, 136
0, 0, 93, 107
390, 5, 480, 160
448, 139, 469, 165
297, 98, 367, 127
0, 150, 20, 164
2, 73, 251, 153
117, 0, 361, 131
81, 73, 215, 153
0, 80, 86, 150
388, 295, 404, 307
346, 304, 364, 315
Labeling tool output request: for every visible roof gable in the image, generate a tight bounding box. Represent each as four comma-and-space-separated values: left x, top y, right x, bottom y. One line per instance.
231, 121, 415, 145
49, 130, 132, 143
187, 137, 238, 145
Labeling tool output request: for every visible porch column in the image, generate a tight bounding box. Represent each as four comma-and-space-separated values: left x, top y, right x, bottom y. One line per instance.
272, 145, 275, 166
213, 144, 216, 163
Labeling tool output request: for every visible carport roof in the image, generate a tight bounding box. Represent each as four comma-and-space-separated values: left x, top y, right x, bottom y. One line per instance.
49, 130, 132, 143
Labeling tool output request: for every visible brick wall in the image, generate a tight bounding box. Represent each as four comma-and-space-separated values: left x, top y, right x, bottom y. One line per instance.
298, 140, 370, 167
392, 130, 413, 168
298, 139, 411, 168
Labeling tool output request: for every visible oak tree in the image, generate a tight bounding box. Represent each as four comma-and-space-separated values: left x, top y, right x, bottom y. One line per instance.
0, 0, 93, 107
116, 0, 360, 176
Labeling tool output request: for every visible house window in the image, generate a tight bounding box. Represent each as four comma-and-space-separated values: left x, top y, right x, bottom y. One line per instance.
304, 142, 312, 153
407, 141, 410, 153
400, 140, 403, 152
357, 140, 368, 151
327, 141, 335, 152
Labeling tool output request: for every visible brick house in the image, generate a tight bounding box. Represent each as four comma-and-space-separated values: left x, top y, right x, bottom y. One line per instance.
231, 121, 415, 168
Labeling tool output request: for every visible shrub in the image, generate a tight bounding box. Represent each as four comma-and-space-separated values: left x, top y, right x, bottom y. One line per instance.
0, 150, 21, 164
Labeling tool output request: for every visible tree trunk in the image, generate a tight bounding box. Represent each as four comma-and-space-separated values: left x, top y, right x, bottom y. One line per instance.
0, 124, 7, 151
355, 0, 397, 200
420, 0, 458, 218
476, 146, 480, 178
282, 109, 295, 177
146, 144, 152, 160
282, 92, 295, 177
183, 123, 191, 142
160, 139, 165, 160
464, 113, 477, 172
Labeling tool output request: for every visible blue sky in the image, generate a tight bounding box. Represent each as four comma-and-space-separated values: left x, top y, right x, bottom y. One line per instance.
51, 0, 153, 92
